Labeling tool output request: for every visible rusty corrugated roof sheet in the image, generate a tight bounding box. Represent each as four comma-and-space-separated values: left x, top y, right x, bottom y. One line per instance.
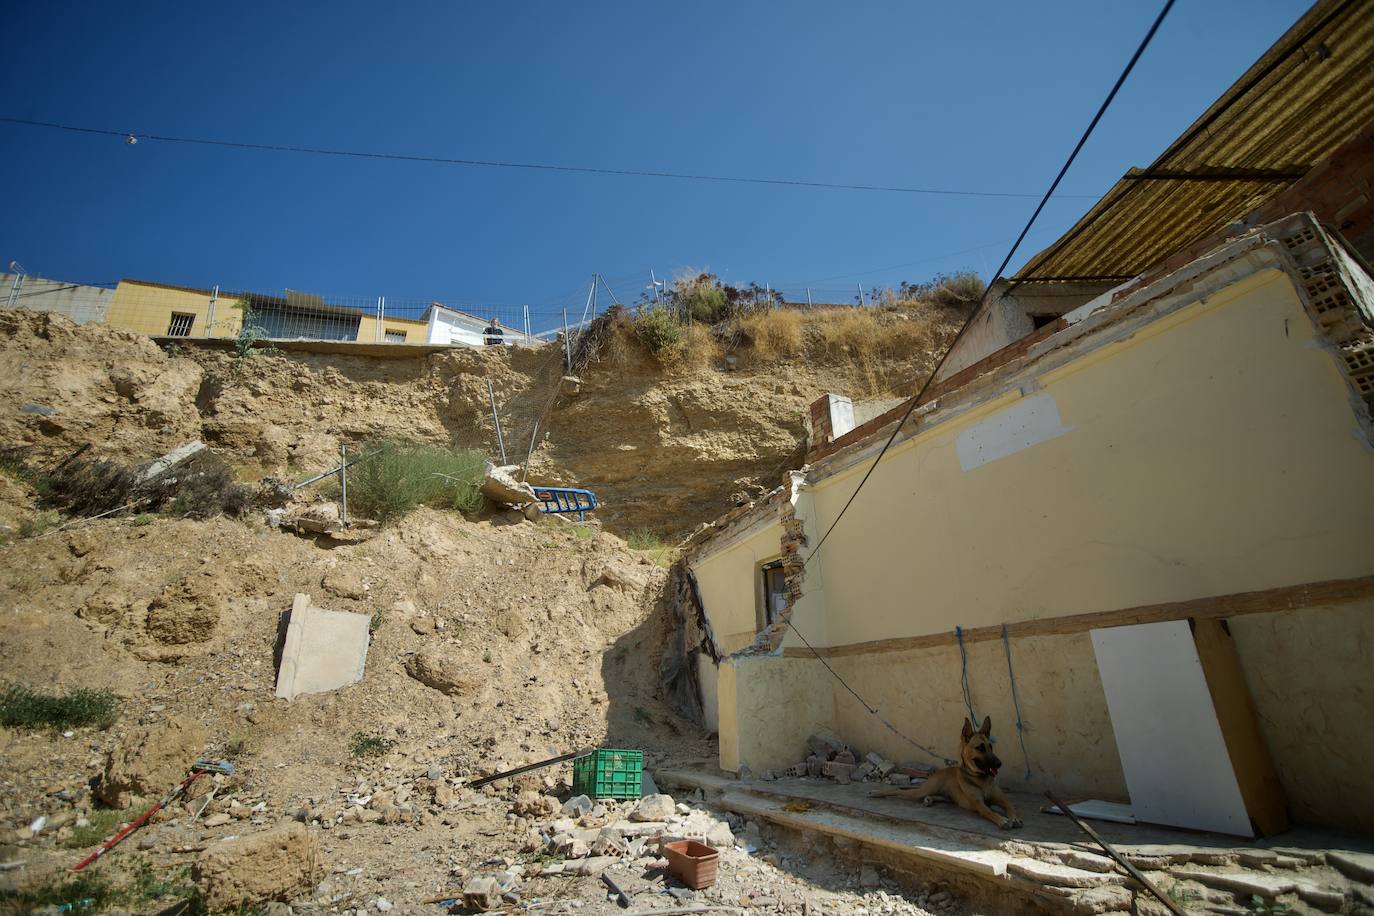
1014, 0, 1374, 282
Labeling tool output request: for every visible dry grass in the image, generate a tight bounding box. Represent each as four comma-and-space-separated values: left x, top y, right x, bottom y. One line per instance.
655, 322, 721, 371
739, 309, 805, 362
806, 307, 950, 394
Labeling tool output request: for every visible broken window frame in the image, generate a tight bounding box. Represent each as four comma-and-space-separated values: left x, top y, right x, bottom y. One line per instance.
757, 560, 789, 632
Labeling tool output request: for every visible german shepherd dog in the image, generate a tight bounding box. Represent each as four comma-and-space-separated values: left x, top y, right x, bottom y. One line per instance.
870, 716, 1022, 830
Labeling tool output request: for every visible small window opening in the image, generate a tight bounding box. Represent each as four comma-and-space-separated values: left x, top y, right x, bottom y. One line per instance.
384, 329, 407, 343
761, 561, 789, 628
167, 313, 195, 337
1031, 313, 1058, 330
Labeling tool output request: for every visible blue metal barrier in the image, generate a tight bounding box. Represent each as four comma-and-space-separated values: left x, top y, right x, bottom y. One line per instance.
534, 486, 599, 521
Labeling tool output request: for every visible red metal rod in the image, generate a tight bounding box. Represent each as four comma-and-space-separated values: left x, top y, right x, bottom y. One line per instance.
72, 770, 206, 871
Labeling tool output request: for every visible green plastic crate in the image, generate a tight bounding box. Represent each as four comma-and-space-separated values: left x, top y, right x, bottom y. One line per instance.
572, 748, 643, 799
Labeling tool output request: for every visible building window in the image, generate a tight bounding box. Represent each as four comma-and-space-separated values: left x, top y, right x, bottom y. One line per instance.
167, 313, 195, 337
759, 561, 789, 630
384, 329, 407, 343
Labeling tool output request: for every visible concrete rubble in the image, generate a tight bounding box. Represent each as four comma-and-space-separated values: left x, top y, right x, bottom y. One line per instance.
135, 440, 207, 484
481, 463, 538, 508
760, 734, 932, 787
274, 592, 371, 700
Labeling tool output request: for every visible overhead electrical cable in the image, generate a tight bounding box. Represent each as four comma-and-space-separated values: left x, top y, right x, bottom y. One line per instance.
0, 116, 1097, 200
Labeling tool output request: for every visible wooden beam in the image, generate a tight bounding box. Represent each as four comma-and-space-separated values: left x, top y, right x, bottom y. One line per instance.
781, 574, 1374, 659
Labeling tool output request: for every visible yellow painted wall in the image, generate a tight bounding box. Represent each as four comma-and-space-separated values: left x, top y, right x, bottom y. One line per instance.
1229, 600, 1374, 831
719, 654, 834, 774
698, 267, 1374, 827
106, 282, 243, 338
830, 632, 1129, 798
691, 521, 785, 654
811, 269, 1374, 646
358, 313, 428, 343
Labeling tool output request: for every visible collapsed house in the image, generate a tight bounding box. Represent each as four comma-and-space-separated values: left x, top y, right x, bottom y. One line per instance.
683, 0, 1374, 839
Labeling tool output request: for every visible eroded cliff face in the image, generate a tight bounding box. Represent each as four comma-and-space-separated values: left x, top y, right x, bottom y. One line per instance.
0, 308, 959, 536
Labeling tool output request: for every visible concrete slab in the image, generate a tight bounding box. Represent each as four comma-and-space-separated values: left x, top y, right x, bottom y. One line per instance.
136, 440, 206, 483
1007, 858, 1125, 888
719, 789, 1010, 878
1169, 867, 1297, 899
274, 593, 370, 700
1328, 849, 1374, 883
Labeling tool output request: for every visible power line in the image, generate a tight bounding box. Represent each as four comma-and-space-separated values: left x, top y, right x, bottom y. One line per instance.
801, 0, 1175, 571
784, 0, 1177, 764
0, 116, 1098, 200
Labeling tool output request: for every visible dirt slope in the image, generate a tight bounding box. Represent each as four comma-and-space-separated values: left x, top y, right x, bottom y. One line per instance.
0, 307, 960, 538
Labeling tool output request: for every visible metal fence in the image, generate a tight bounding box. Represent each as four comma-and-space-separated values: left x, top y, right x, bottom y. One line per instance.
1, 269, 920, 352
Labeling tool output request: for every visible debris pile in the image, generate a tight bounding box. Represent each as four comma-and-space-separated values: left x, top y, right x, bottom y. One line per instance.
756, 734, 935, 786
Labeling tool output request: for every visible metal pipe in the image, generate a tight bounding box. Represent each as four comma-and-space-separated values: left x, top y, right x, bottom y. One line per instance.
562, 308, 571, 372
487, 379, 507, 464
207, 285, 219, 337
1045, 792, 1185, 916
339, 443, 348, 527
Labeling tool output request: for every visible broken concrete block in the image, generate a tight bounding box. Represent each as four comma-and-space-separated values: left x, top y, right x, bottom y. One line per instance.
833, 750, 857, 765
136, 440, 207, 484
561, 795, 592, 817
481, 464, 537, 508
290, 502, 343, 534
865, 752, 896, 776
822, 761, 855, 781
807, 735, 842, 760
463, 876, 504, 912
806, 756, 824, 778
885, 774, 912, 787
274, 594, 370, 700
854, 762, 876, 780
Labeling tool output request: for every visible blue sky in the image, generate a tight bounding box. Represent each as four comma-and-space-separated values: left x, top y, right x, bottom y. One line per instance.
1, 1, 1309, 330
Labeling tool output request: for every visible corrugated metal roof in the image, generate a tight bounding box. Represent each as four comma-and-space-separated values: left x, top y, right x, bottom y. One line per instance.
1014, 0, 1374, 282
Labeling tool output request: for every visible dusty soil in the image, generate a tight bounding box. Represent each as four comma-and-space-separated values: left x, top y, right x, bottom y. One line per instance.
0, 308, 961, 539
0, 306, 972, 915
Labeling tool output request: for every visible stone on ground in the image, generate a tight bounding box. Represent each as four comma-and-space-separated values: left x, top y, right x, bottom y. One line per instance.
192, 822, 322, 910
631, 793, 675, 822
404, 645, 481, 696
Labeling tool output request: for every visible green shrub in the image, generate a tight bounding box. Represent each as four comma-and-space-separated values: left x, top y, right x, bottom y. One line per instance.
347, 440, 486, 523
0, 446, 54, 500
634, 308, 685, 355
350, 731, 394, 758
625, 529, 664, 551
0, 683, 118, 730
683, 284, 729, 323
17, 510, 61, 538
61, 806, 135, 849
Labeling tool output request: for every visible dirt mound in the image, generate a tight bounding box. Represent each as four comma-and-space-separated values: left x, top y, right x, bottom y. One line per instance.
98, 715, 210, 808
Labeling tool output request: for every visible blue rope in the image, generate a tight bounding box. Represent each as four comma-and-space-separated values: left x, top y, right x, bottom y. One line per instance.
1001, 624, 1033, 780
955, 625, 978, 726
